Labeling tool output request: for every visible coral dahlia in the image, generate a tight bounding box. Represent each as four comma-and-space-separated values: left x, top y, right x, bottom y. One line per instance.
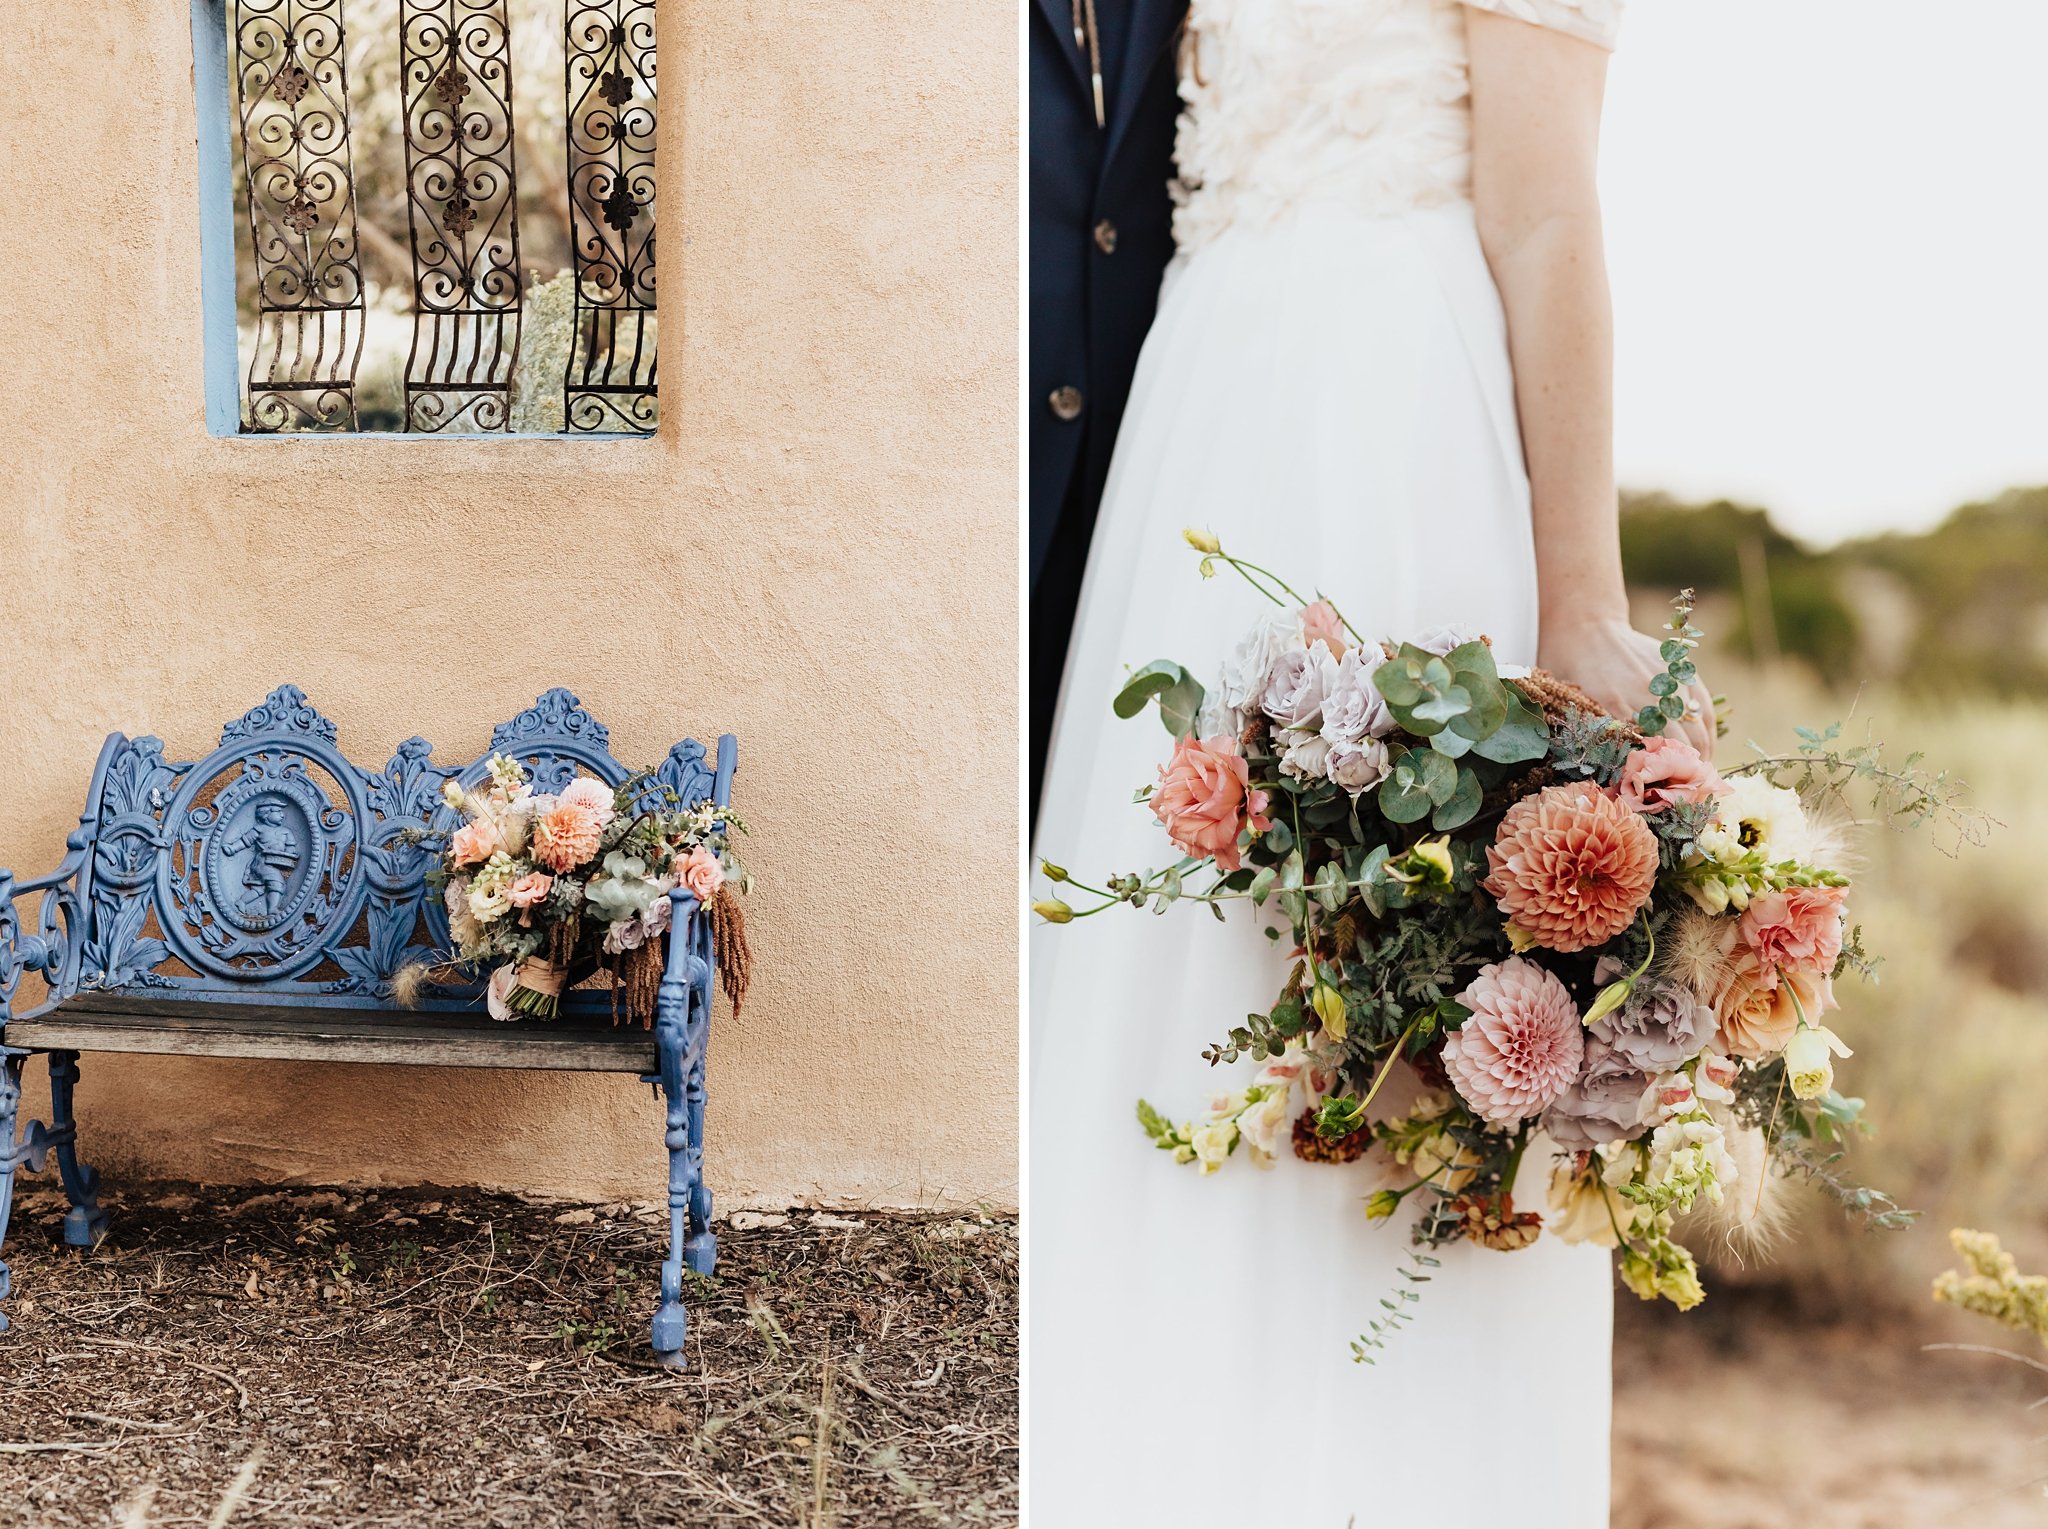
1483, 783, 1660, 953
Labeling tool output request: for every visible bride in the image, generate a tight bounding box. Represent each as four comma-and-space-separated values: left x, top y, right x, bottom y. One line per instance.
1030, 0, 1716, 1522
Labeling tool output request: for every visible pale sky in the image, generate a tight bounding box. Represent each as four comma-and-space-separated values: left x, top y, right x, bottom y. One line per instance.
1602, 1, 2048, 546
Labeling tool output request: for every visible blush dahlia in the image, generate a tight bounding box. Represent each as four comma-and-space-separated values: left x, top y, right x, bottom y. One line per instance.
1442, 957, 1585, 1127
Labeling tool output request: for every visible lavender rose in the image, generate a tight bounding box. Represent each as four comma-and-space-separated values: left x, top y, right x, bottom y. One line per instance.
1217, 611, 1302, 718
1276, 727, 1333, 782
1405, 623, 1486, 658
1327, 735, 1390, 794
1543, 1037, 1653, 1151
1591, 958, 1718, 1074
1321, 645, 1395, 744
1261, 640, 1339, 732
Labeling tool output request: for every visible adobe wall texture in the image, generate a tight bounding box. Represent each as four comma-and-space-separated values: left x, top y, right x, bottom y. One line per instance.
0, 1, 1019, 1208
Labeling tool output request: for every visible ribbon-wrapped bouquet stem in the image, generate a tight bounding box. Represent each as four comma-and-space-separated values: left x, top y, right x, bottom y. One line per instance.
1038, 533, 1983, 1358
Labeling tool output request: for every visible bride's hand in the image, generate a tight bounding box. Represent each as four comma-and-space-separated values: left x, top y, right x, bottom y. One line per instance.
1537, 616, 1716, 758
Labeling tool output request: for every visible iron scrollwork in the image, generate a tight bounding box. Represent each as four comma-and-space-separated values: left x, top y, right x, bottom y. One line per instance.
233, 0, 369, 432
399, 0, 524, 432
564, 0, 658, 434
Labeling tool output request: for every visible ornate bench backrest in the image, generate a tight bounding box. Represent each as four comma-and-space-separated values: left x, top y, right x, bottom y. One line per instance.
69, 685, 735, 1013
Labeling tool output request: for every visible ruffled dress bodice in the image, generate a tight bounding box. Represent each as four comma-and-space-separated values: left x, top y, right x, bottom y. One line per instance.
1172, 0, 1622, 252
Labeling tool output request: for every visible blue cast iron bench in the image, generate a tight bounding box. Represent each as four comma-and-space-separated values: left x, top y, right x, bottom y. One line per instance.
0, 685, 735, 1367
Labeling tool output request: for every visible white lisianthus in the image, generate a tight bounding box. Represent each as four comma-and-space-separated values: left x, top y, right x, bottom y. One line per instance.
469, 881, 512, 924
1710, 773, 1815, 868
468, 852, 517, 924
1784, 1024, 1853, 1100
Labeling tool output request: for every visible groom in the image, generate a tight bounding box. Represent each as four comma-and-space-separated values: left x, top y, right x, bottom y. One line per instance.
1030, 0, 1186, 820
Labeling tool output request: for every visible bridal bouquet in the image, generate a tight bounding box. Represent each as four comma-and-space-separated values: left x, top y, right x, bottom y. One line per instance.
1038, 533, 1975, 1356
409, 754, 751, 1028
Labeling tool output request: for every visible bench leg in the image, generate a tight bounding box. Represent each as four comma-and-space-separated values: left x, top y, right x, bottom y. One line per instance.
650, 1007, 692, 1368
683, 1022, 716, 1278
0, 1049, 25, 1332
46, 1052, 109, 1248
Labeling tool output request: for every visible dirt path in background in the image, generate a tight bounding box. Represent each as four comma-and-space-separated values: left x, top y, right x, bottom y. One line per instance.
1615, 1289, 2048, 1529
0, 1183, 1017, 1527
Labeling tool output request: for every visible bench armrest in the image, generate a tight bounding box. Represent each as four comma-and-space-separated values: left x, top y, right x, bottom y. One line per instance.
0, 834, 91, 1024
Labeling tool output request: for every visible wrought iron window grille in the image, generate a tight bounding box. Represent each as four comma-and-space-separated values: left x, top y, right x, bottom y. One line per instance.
193, 0, 659, 438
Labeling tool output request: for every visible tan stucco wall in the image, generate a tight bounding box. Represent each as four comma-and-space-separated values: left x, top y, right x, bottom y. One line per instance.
0, 4, 1018, 1208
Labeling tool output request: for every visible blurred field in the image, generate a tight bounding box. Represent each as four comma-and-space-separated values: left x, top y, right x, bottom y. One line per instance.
1611, 639, 2048, 1525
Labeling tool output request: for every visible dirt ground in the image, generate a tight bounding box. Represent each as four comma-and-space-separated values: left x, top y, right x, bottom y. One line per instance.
0, 1182, 1017, 1528
1614, 1284, 2048, 1529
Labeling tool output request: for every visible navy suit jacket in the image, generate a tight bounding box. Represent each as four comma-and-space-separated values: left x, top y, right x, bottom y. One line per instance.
1028, 0, 1186, 590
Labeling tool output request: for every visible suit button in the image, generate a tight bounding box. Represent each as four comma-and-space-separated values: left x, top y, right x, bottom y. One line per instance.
1048, 386, 1084, 422
1093, 219, 1119, 254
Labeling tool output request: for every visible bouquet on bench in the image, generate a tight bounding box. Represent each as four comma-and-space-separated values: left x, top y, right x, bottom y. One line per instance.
408, 755, 751, 1027
1036, 534, 1982, 1355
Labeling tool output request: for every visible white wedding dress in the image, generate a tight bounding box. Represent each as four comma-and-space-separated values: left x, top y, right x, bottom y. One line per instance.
1031, 2, 1624, 1524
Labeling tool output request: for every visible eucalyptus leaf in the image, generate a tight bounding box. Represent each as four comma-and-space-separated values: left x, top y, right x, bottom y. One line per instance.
1412, 685, 1472, 725
1447, 675, 1508, 740
1379, 769, 1434, 825
1158, 673, 1207, 738
1279, 850, 1306, 891
1441, 641, 1498, 685
1431, 768, 1483, 831
1429, 727, 1474, 760
1112, 660, 1186, 720
1372, 658, 1423, 708
1471, 719, 1549, 765
1417, 749, 1459, 805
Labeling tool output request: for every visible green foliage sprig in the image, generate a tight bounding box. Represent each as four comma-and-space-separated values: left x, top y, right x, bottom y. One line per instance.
1635, 590, 1708, 737
1730, 719, 1996, 858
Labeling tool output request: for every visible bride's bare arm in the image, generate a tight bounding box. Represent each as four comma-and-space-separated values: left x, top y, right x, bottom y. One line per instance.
1465, 10, 1716, 754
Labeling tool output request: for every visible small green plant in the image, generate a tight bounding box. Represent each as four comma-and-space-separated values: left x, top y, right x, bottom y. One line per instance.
553, 1320, 621, 1355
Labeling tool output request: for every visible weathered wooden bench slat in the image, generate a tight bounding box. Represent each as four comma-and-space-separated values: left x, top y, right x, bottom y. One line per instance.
12, 998, 657, 1072
0, 685, 735, 1368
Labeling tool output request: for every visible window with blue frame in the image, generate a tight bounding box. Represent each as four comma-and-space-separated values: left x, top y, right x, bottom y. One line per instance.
193, 0, 657, 436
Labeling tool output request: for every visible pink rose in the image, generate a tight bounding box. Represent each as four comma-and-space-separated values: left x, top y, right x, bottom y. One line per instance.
1617, 735, 1725, 814
1299, 601, 1347, 660
1739, 885, 1847, 976
449, 816, 502, 867
1150, 734, 1272, 873
677, 845, 724, 902
505, 872, 554, 923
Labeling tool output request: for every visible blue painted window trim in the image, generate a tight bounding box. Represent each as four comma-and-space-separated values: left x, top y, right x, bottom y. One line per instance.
187, 0, 657, 442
